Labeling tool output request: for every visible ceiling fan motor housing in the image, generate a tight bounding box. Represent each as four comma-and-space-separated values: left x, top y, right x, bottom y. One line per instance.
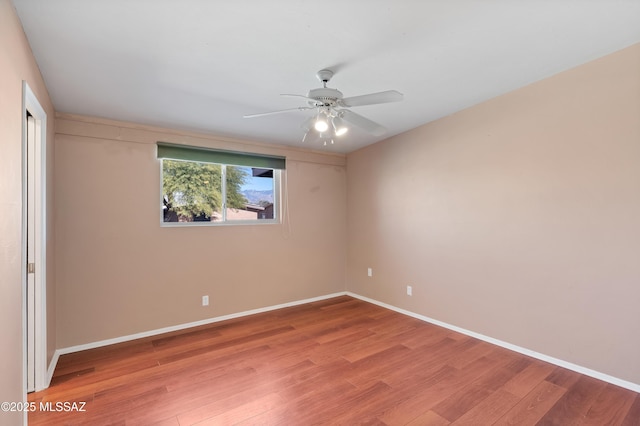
307, 88, 343, 107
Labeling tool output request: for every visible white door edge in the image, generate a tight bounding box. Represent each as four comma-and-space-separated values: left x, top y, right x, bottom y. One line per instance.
22, 82, 48, 398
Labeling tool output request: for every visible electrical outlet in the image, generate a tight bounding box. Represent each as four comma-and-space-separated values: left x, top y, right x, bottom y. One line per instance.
407, 286, 412, 296
367, 268, 373, 277
202, 295, 209, 306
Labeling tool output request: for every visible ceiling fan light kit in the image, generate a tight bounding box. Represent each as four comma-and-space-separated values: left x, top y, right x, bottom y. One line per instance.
313, 113, 329, 132
244, 69, 403, 147
332, 115, 348, 136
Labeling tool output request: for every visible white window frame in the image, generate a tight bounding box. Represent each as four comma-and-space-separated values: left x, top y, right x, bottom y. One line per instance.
159, 158, 282, 227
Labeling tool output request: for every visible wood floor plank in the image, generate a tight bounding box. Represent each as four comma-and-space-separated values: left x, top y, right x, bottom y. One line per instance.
501, 358, 556, 398
346, 338, 457, 389
445, 340, 499, 370
189, 392, 284, 425
395, 322, 458, 349
582, 383, 637, 425
28, 296, 639, 425
341, 333, 410, 363
293, 380, 395, 425
536, 374, 607, 425
306, 328, 375, 365
621, 394, 640, 426
312, 316, 377, 344
545, 365, 583, 389
377, 356, 502, 425
432, 356, 530, 422
366, 313, 422, 335
451, 388, 521, 425
405, 410, 451, 426
377, 337, 471, 389
355, 345, 415, 374
276, 357, 356, 402
151, 326, 222, 348
49, 367, 96, 386
254, 374, 357, 424
157, 325, 295, 365
150, 417, 180, 426
494, 380, 567, 425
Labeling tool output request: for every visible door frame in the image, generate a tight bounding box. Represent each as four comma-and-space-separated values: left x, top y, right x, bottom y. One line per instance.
22, 81, 48, 393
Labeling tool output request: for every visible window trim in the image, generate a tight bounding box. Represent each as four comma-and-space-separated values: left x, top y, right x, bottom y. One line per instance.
158, 143, 283, 227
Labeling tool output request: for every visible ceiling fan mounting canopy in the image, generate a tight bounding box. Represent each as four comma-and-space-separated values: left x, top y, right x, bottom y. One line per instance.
243, 69, 403, 144
316, 69, 334, 85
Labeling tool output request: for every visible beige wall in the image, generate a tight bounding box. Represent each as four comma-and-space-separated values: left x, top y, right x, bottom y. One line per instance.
0, 0, 56, 421
4, 0, 638, 397
54, 115, 347, 348
347, 43, 640, 385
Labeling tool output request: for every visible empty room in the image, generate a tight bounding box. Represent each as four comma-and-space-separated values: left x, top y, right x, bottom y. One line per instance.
1, 0, 639, 424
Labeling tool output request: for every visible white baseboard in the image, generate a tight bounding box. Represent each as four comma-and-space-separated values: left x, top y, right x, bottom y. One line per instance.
51, 290, 639, 394
55, 292, 348, 356
46, 350, 60, 387
346, 291, 640, 394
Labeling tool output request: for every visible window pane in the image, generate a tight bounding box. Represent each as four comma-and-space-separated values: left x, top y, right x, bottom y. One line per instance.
226, 166, 275, 221
162, 159, 222, 222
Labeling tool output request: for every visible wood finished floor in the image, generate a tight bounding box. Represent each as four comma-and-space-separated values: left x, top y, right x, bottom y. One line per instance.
29, 296, 639, 425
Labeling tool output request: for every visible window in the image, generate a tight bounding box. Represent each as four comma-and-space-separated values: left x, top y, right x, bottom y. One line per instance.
157, 142, 284, 225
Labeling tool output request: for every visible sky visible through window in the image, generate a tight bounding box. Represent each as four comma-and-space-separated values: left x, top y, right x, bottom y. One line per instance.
239, 166, 273, 192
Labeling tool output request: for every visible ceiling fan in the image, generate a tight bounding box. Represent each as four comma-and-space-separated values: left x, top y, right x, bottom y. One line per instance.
243, 69, 403, 145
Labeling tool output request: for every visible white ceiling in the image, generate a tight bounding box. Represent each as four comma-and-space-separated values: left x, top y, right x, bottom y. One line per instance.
13, 1, 640, 153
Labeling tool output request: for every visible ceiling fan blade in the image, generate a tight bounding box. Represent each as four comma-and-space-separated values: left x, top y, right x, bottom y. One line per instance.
281, 93, 313, 100
243, 106, 312, 118
340, 90, 403, 107
340, 109, 386, 136
281, 94, 322, 105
